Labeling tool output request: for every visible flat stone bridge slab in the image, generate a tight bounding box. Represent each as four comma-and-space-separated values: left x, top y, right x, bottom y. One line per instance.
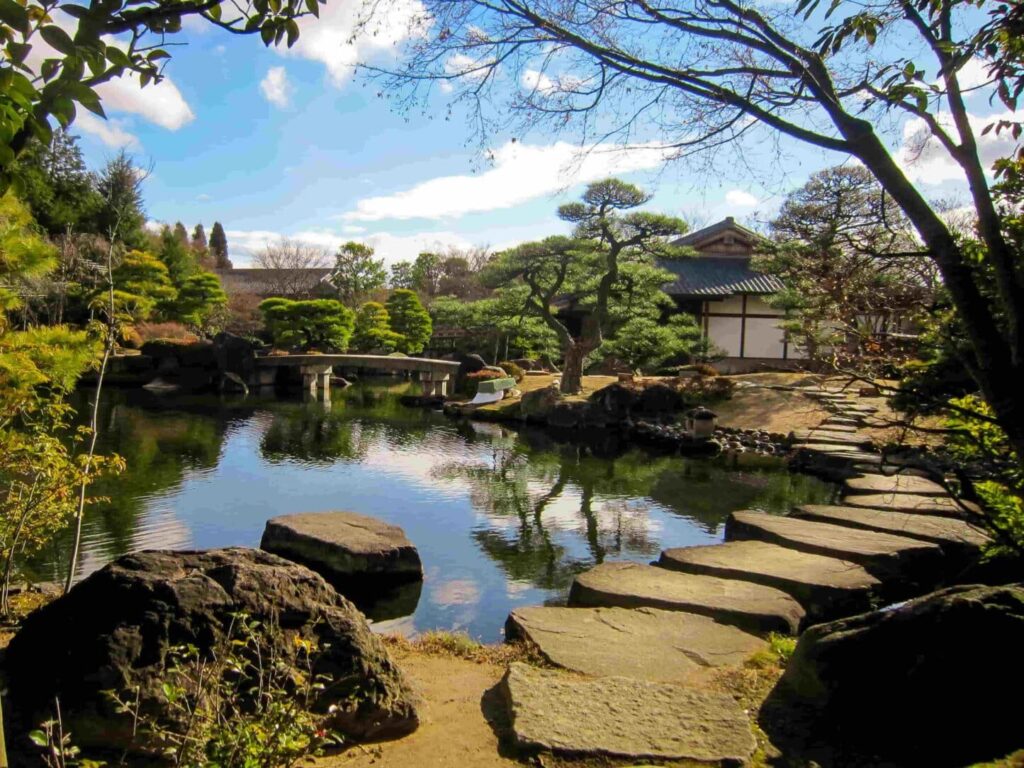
256, 354, 460, 396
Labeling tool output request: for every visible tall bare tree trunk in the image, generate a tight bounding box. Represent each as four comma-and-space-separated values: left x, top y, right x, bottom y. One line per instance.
64, 223, 119, 594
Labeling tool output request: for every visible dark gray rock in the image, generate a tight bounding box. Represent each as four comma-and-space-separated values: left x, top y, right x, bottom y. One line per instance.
3, 548, 419, 754
260, 512, 422, 587
213, 331, 258, 382
766, 583, 1024, 766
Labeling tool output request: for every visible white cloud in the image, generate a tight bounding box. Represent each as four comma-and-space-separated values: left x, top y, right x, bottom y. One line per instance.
342, 140, 677, 222
260, 67, 293, 108
898, 109, 1019, 185
444, 53, 493, 81
725, 189, 759, 208
196, 193, 212, 201
74, 112, 139, 148
281, 0, 429, 86
96, 70, 195, 130
342, 224, 367, 234
225, 227, 483, 267
521, 69, 555, 94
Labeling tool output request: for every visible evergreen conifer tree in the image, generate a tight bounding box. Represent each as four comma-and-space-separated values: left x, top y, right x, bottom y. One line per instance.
209, 222, 232, 269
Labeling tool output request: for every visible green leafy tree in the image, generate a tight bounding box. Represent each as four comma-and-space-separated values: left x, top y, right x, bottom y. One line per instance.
351, 301, 403, 353
209, 222, 231, 270
259, 298, 355, 351
390, 260, 415, 290
0, 0, 327, 190
385, 289, 432, 354
106, 249, 177, 323
485, 179, 688, 393
93, 150, 146, 248
157, 225, 198, 285
12, 130, 102, 237
411, 252, 442, 296
329, 242, 387, 305
172, 221, 189, 247
0, 193, 121, 616
174, 272, 227, 334
754, 166, 937, 365
600, 315, 704, 374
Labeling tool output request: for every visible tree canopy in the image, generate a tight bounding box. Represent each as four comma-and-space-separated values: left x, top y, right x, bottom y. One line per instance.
385, 289, 432, 354
329, 242, 387, 306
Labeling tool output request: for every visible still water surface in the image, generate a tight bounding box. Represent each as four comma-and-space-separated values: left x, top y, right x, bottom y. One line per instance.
32, 381, 836, 641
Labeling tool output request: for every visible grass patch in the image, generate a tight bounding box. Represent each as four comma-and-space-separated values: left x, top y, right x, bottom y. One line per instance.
382, 630, 544, 666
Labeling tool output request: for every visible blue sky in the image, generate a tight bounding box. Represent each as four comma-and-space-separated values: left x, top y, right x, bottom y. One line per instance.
57, 3, 1018, 266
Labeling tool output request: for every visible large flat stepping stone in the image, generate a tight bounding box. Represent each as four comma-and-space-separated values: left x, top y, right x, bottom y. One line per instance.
845, 474, 947, 496
506, 606, 764, 681
792, 429, 870, 446
842, 493, 980, 519
658, 541, 880, 622
569, 561, 804, 634
726, 511, 944, 584
816, 422, 858, 432
502, 663, 756, 763
261, 512, 422, 587
795, 504, 990, 555
823, 417, 860, 426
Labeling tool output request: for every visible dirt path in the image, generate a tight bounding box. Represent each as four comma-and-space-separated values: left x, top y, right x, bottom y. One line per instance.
321, 650, 521, 768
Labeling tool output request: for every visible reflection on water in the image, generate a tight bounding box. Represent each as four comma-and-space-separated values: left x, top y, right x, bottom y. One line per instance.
27, 381, 836, 641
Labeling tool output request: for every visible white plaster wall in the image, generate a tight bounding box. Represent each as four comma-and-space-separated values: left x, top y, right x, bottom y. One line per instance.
745, 296, 785, 316
707, 295, 745, 314
708, 316, 742, 357
744, 318, 787, 358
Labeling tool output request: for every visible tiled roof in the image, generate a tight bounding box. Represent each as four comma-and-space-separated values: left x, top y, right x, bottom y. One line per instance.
673, 216, 764, 248
659, 257, 784, 297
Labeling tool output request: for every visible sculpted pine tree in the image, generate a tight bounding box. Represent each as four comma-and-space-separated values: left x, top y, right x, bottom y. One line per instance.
485, 179, 687, 394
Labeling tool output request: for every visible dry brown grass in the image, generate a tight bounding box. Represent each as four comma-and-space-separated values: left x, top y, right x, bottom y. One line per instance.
382, 630, 544, 667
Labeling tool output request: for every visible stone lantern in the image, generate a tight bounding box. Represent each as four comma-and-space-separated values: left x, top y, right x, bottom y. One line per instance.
685, 406, 718, 440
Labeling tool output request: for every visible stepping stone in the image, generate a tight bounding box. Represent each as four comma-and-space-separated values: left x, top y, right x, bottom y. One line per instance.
502, 662, 756, 763
842, 493, 981, 519
726, 511, 944, 584
794, 445, 884, 464
569, 561, 804, 634
260, 512, 422, 587
794, 504, 991, 556
506, 606, 764, 681
844, 474, 948, 497
823, 417, 860, 427
816, 422, 858, 432
792, 429, 869, 446
658, 541, 880, 622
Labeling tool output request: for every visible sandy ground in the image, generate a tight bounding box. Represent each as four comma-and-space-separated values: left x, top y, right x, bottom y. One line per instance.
321, 649, 520, 768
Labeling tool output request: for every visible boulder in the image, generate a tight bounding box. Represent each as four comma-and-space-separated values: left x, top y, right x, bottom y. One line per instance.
766, 583, 1024, 766
213, 331, 258, 382
520, 384, 561, 422
588, 382, 639, 420
636, 382, 683, 414
260, 512, 422, 589
217, 370, 249, 395
503, 663, 756, 763
2, 549, 419, 754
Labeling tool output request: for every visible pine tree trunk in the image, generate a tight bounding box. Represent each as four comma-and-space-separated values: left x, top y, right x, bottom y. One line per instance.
560, 343, 587, 395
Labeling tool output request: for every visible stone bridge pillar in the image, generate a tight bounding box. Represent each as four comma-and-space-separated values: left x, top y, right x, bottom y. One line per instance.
300, 364, 333, 399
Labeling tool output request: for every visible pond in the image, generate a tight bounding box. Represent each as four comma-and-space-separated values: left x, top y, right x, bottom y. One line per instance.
28, 380, 837, 642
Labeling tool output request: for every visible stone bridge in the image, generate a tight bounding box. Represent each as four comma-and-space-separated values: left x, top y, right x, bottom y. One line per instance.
255, 354, 460, 396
